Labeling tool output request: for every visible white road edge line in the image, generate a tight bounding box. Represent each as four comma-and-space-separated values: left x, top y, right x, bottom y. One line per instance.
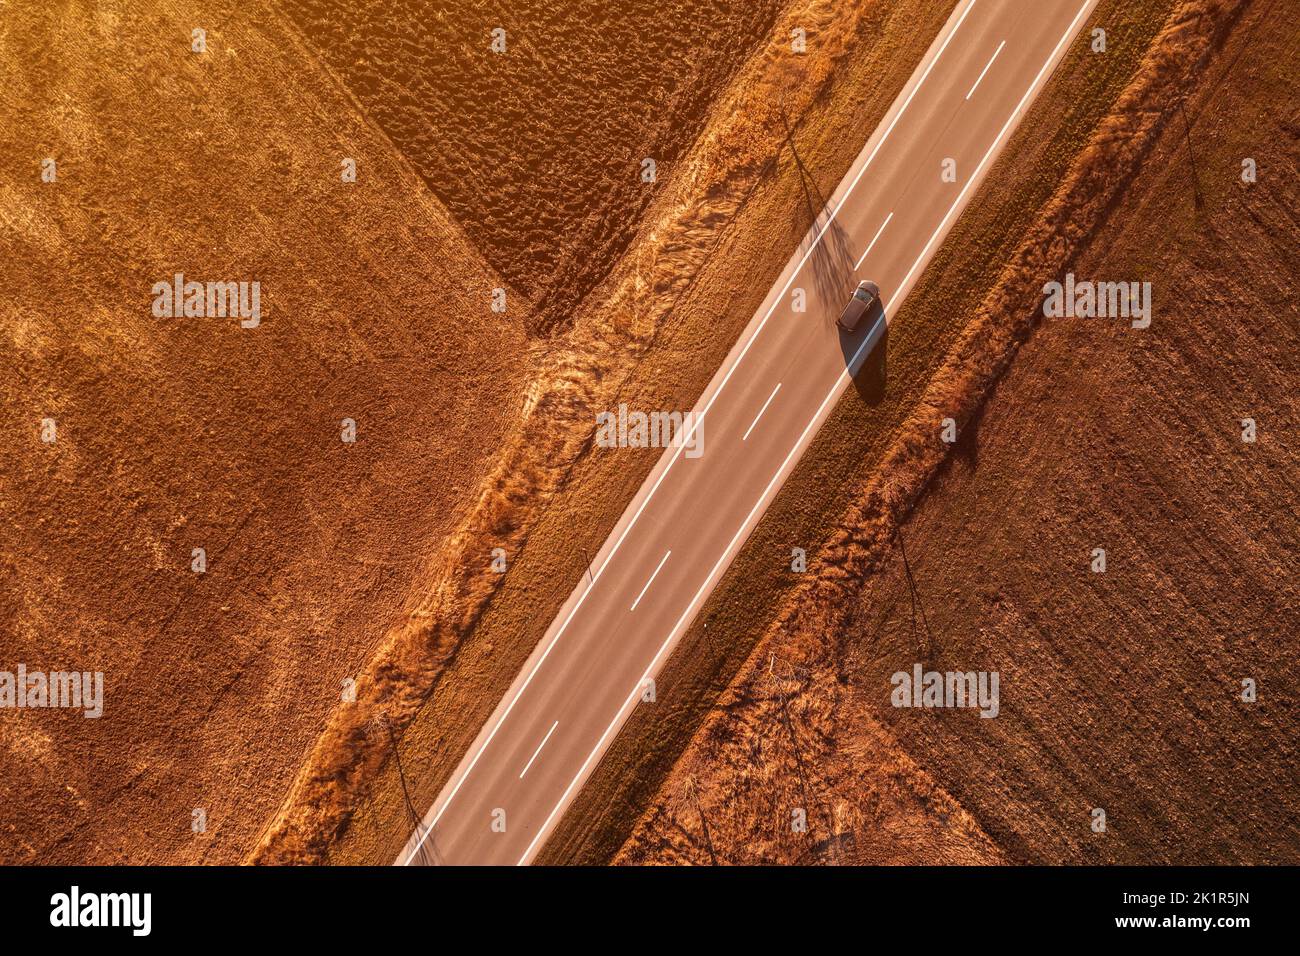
517, 0, 1095, 867
401, 0, 980, 865
518, 721, 559, 780
854, 212, 894, 270
742, 384, 782, 442
630, 550, 672, 612
966, 39, 1006, 100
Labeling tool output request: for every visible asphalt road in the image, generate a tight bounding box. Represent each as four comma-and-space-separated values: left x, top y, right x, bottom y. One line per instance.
400, 0, 1099, 866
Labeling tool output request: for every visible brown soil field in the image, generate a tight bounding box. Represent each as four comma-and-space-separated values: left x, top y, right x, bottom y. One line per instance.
274, 0, 965, 864
617, 0, 1299, 864
275, 0, 785, 334
0, 0, 526, 863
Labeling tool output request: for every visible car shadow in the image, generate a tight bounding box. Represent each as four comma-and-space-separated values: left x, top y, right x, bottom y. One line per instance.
839, 306, 888, 406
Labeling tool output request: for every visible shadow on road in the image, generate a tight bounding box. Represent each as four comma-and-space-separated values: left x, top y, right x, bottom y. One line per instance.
839, 309, 888, 407
784, 112, 858, 328
803, 205, 858, 318
782, 111, 887, 409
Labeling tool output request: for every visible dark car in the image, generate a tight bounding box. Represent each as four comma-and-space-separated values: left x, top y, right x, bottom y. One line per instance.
837, 280, 880, 333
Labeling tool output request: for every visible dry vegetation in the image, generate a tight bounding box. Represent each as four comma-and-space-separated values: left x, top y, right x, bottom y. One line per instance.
618, 0, 1299, 864
274, 0, 785, 334
0, 0, 525, 863
4, 0, 921, 866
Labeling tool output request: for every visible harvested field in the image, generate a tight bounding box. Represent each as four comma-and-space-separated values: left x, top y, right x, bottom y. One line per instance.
0, 0, 525, 863
275, 0, 785, 334
617, 0, 1299, 864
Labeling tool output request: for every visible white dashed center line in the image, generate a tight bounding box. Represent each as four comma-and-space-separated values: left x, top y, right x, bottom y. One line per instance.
519, 721, 559, 780
855, 212, 894, 270
630, 550, 671, 612
742, 384, 782, 442
966, 39, 1006, 100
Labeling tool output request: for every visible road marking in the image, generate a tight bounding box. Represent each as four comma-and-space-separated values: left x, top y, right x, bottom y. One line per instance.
516, 0, 1096, 866
630, 550, 672, 611
898, 8, 1089, 297
966, 39, 1006, 100
854, 212, 894, 270
518, 721, 559, 780
742, 384, 782, 442
401, 0, 981, 865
